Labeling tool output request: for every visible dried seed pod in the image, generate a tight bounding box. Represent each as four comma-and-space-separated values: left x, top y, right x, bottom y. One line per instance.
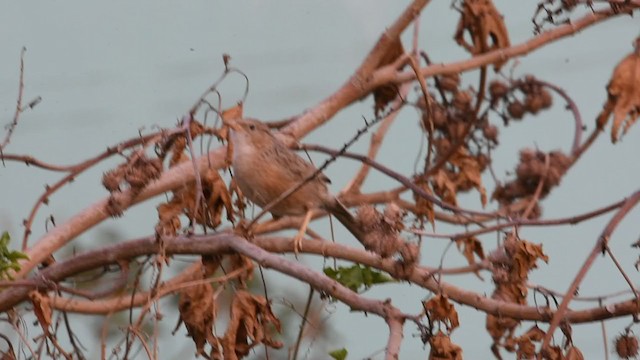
615, 333, 639, 359
540, 89, 553, 109
507, 100, 525, 120
527, 93, 549, 114
453, 90, 473, 111
439, 73, 461, 92
489, 80, 509, 99
483, 124, 499, 143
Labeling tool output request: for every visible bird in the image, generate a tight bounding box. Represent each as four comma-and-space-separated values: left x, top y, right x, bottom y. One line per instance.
225, 117, 363, 254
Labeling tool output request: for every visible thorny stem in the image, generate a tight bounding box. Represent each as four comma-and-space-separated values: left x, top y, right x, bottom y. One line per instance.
303, 144, 499, 219
20, 129, 179, 250
540, 189, 640, 353
414, 196, 624, 239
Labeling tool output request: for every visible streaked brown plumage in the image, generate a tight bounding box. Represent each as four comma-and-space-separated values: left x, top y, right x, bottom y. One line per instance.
227, 118, 362, 251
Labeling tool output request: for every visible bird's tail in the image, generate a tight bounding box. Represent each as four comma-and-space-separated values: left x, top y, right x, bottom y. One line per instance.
325, 198, 366, 242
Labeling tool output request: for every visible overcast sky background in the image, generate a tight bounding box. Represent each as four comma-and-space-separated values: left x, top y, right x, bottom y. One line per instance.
1, 1, 639, 359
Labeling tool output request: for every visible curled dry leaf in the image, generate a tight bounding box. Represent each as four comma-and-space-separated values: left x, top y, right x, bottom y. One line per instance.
221, 290, 282, 360
29, 290, 52, 332
413, 176, 436, 227
455, 236, 485, 267
429, 331, 463, 360
227, 254, 255, 287
178, 262, 218, 358
486, 235, 549, 358
432, 146, 488, 207
565, 346, 584, 360
454, 0, 511, 70
424, 294, 460, 332
597, 40, 640, 143
372, 37, 404, 116
155, 168, 234, 237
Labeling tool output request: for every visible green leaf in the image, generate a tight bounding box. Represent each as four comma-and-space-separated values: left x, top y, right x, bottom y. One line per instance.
0, 232, 29, 280
329, 348, 348, 360
323, 265, 392, 293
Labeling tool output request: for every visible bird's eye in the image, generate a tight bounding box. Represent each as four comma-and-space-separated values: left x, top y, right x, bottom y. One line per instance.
249, 124, 256, 130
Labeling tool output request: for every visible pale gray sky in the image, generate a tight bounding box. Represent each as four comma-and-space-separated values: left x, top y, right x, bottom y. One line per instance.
1, 2, 639, 359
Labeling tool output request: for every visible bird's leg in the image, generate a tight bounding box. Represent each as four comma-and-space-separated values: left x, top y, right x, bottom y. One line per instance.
293, 209, 314, 257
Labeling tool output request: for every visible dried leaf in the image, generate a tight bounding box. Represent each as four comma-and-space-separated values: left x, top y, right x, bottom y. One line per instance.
227, 254, 255, 287
515, 336, 535, 359
455, 0, 511, 70
222, 290, 282, 360
413, 176, 436, 227
373, 37, 404, 115
523, 324, 546, 342
178, 264, 217, 357
429, 331, 463, 360
455, 236, 485, 266
512, 239, 548, 280
431, 147, 488, 207
565, 346, 584, 360
29, 291, 52, 331
155, 168, 234, 237
599, 45, 640, 143
423, 294, 460, 331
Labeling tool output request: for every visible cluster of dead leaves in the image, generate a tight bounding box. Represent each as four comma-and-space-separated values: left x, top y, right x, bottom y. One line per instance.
433, 144, 489, 208
423, 295, 463, 360
415, 80, 491, 211
178, 255, 281, 360
492, 149, 570, 219
597, 37, 640, 143
502, 325, 584, 360
102, 152, 163, 217
356, 203, 419, 275
454, 0, 511, 70
486, 234, 549, 359
154, 119, 235, 238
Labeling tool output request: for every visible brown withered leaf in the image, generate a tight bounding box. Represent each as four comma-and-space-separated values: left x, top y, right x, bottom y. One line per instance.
454, 0, 511, 70
565, 346, 584, 360
178, 264, 217, 358
373, 37, 404, 116
431, 147, 488, 207
432, 169, 459, 206
455, 236, 485, 266
413, 176, 436, 227
598, 44, 640, 143
156, 201, 183, 238
429, 331, 463, 360
227, 254, 255, 287
222, 290, 282, 360
515, 336, 535, 359
29, 291, 52, 331
155, 168, 234, 237
512, 239, 548, 280
423, 294, 460, 331
523, 324, 546, 342
195, 168, 235, 228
